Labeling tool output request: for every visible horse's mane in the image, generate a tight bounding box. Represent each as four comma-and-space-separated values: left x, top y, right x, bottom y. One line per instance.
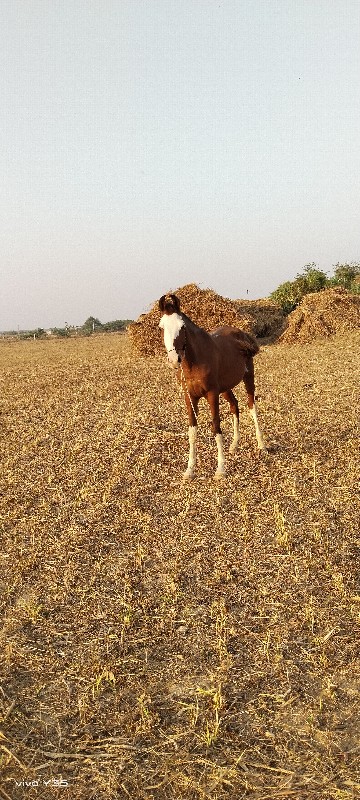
180, 312, 258, 354
180, 312, 212, 338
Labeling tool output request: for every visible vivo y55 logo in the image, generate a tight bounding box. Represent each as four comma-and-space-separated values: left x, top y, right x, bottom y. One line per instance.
15, 778, 69, 788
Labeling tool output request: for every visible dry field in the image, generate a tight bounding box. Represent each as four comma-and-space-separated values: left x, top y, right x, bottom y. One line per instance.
0, 330, 359, 800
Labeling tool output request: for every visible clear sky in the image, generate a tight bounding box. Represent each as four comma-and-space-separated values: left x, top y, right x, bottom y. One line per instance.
1, 0, 360, 330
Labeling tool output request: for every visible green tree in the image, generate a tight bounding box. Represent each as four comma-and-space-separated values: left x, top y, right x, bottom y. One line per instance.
269, 280, 298, 314
330, 262, 360, 291
53, 327, 70, 338
102, 319, 132, 332
270, 264, 328, 314
81, 316, 103, 335
294, 263, 328, 294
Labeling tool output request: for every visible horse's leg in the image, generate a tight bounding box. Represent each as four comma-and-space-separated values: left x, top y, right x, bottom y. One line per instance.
208, 391, 226, 478
183, 394, 199, 480
222, 390, 240, 453
243, 358, 267, 452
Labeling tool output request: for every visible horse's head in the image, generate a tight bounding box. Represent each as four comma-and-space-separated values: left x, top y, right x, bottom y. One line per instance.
159, 294, 186, 368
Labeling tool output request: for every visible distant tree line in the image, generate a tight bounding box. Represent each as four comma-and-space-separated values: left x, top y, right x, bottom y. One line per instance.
79, 316, 133, 336
270, 262, 360, 314
5, 316, 133, 340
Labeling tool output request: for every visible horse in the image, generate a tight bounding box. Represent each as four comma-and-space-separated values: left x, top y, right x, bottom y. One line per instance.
159, 293, 267, 480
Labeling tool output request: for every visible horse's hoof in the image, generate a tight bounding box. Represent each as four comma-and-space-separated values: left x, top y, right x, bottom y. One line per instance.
214, 469, 226, 480
229, 444, 238, 454
258, 447, 268, 458
183, 470, 195, 481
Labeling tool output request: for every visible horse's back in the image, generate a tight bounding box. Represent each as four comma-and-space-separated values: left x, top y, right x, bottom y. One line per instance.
210, 326, 259, 356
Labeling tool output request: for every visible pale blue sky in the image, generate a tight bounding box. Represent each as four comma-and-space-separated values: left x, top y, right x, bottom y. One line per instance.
1, 0, 360, 329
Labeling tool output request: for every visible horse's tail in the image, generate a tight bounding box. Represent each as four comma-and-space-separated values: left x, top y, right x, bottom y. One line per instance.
235, 330, 259, 356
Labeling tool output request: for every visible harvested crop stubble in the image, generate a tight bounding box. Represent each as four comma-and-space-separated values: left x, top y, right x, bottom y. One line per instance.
0, 331, 359, 800
129, 283, 281, 356
280, 287, 360, 344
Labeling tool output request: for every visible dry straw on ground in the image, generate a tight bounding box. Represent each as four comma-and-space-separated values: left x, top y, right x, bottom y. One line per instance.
129, 284, 284, 355
279, 287, 360, 344
0, 327, 359, 800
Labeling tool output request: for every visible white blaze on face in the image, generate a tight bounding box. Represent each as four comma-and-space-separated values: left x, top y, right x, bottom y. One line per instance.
159, 313, 184, 366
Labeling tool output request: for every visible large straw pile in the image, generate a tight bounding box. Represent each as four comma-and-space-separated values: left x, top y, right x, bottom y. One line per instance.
129, 284, 284, 355
236, 298, 285, 338
279, 287, 360, 344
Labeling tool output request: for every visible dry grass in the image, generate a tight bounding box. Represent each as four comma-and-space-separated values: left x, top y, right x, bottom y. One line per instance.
0, 330, 359, 800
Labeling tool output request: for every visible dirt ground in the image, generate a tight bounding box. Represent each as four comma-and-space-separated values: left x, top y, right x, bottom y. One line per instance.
0, 331, 359, 799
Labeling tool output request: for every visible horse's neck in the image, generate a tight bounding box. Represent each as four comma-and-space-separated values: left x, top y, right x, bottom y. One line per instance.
182, 315, 212, 367
182, 314, 209, 336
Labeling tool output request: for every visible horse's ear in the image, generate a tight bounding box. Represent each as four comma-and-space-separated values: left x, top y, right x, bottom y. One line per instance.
159, 293, 181, 314
170, 294, 181, 313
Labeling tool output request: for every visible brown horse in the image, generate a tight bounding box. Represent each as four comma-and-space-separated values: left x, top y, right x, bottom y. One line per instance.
159, 293, 267, 479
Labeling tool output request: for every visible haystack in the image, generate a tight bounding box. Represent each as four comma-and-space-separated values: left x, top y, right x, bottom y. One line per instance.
129, 284, 256, 356
279, 287, 360, 344
236, 298, 285, 338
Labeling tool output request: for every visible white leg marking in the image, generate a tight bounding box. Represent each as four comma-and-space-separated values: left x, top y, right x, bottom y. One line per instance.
229, 414, 240, 453
215, 433, 226, 478
249, 403, 266, 451
183, 425, 197, 480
